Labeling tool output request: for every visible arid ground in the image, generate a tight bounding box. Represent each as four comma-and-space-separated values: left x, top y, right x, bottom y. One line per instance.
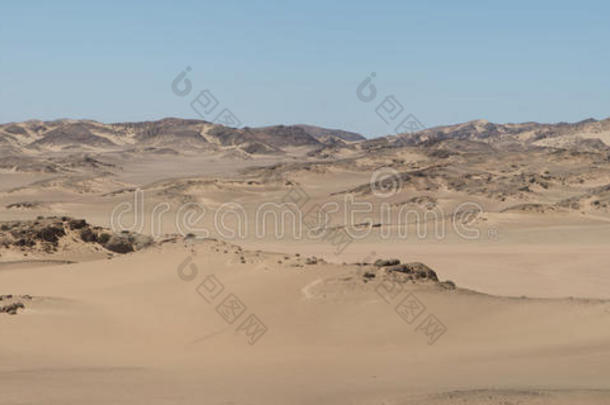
1, 118, 610, 404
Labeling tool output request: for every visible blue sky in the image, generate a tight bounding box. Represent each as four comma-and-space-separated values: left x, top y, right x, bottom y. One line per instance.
1, 0, 609, 137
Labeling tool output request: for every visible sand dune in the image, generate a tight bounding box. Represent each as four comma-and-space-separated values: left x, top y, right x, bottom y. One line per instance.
2, 117, 610, 403
1, 240, 610, 404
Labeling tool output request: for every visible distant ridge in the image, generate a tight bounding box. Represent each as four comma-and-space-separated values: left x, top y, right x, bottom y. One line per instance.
1, 117, 609, 157
0, 118, 365, 156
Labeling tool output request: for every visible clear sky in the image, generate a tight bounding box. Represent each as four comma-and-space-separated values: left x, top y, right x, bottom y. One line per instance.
1, 0, 609, 137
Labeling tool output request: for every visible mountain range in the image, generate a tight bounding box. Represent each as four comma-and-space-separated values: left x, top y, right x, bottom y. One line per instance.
1, 117, 609, 159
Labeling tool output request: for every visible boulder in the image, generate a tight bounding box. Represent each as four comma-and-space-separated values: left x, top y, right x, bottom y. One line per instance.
80, 228, 98, 243
374, 259, 400, 267
386, 264, 411, 273
103, 236, 134, 254
36, 225, 65, 244
68, 219, 88, 230
387, 262, 438, 281
305, 257, 319, 265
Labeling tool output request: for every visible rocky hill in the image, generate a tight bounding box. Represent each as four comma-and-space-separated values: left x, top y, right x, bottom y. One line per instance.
382, 118, 610, 151
4, 117, 610, 159
0, 118, 366, 156
0, 217, 153, 260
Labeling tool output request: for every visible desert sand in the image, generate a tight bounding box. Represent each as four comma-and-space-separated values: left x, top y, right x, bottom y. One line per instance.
1, 118, 610, 404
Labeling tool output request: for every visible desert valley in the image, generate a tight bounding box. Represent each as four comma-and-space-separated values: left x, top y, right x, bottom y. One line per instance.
2, 117, 610, 404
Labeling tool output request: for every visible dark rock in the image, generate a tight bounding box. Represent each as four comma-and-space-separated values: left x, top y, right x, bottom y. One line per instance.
103, 236, 134, 254
19, 238, 36, 247
68, 219, 87, 230
374, 259, 400, 267
305, 257, 318, 265
36, 226, 66, 244
408, 262, 438, 281
0, 302, 26, 315
129, 234, 153, 250
387, 262, 438, 282
386, 264, 411, 273
80, 228, 98, 243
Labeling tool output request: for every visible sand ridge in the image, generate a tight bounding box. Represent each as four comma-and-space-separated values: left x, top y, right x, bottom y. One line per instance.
2, 117, 610, 403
